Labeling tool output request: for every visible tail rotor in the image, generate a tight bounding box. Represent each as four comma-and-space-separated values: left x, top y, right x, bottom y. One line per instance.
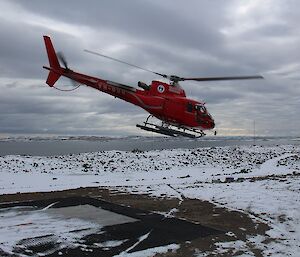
57, 51, 69, 70
56, 51, 78, 88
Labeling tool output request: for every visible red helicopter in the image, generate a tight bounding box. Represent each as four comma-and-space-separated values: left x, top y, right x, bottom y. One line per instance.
43, 36, 263, 138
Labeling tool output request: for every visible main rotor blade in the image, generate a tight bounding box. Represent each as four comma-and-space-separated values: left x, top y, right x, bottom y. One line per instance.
180, 75, 264, 82
84, 49, 168, 78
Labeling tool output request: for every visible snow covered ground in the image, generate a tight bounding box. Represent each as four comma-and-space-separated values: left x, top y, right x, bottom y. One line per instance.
0, 144, 299, 256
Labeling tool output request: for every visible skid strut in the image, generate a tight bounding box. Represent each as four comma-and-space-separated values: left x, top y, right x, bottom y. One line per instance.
136, 116, 206, 138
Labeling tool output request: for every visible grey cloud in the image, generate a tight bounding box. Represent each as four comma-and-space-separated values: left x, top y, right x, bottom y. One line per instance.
0, 0, 299, 136
12, 0, 225, 50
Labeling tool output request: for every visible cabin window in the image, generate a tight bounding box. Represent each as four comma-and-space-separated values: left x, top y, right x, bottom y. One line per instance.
138, 81, 150, 90
187, 103, 193, 112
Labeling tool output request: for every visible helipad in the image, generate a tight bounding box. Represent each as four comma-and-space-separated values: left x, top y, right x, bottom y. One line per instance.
0, 197, 222, 256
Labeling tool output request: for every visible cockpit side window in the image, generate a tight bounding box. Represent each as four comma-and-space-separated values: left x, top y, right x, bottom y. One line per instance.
187, 102, 193, 112
195, 104, 206, 113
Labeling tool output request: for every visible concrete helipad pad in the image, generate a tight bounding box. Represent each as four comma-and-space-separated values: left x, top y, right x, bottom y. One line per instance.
0, 197, 223, 256
45, 204, 138, 226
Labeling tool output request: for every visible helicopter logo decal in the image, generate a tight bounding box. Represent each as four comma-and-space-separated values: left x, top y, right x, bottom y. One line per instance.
157, 85, 165, 93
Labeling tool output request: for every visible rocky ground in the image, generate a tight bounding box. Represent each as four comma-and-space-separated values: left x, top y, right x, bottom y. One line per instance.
0, 144, 299, 256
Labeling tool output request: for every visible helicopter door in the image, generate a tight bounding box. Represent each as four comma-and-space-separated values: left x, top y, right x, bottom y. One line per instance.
164, 99, 182, 121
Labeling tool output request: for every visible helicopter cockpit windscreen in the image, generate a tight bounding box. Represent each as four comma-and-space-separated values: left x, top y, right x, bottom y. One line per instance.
195, 104, 207, 114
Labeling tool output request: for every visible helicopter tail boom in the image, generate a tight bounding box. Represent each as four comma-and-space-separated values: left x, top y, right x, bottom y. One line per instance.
43, 36, 62, 87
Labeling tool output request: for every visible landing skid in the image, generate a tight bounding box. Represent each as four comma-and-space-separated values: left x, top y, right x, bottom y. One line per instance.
136, 116, 206, 138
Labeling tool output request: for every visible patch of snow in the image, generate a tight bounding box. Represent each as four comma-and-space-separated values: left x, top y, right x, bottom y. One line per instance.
214, 240, 255, 256
122, 231, 153, 254
113, 243, 179, 257
94, 240, 127, 248
0, 206, 100, 255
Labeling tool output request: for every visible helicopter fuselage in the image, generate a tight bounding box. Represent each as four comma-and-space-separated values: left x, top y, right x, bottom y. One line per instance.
44, 64, 215, 131
43, 35, 215, 135
43, 36, 265, 137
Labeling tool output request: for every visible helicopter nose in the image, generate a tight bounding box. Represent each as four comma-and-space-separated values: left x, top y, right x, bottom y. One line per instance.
206, 113, 215, 129
197, 112, 215, 129
206, 117, 215, 129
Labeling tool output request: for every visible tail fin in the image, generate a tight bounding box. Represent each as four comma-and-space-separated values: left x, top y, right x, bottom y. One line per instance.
43, 36, 61, 87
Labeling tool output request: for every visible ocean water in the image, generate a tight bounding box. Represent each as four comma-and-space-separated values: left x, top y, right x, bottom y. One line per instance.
0, 136, 299, 156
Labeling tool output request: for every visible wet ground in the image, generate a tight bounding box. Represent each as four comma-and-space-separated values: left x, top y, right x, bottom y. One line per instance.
0, 187, 270, 257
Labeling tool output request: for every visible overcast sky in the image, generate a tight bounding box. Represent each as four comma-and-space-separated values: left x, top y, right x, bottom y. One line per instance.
0, 0, 299, 137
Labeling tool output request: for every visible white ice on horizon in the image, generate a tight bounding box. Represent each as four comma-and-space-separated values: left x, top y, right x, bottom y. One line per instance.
0, 144, 299, 256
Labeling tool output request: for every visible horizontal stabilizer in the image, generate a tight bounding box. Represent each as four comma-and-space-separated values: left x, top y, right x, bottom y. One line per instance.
46, 70, 60, 87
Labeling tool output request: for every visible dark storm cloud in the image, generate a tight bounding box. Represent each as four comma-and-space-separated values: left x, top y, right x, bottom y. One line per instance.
0, 20, 43, 78
0, 18, 83, 79
0, 81, 145, 135
11, 0, 225, 50
0, 0, 299, 136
